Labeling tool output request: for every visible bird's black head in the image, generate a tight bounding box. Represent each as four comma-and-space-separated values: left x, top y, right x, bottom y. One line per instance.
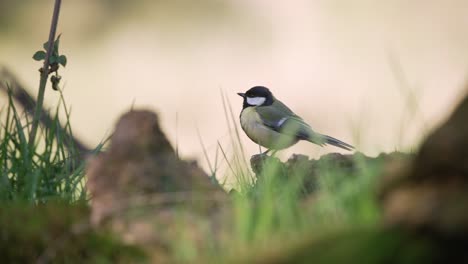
237, 86, 274, 109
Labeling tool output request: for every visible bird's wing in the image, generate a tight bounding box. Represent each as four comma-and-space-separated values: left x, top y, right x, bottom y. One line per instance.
256, 102, 325, 145
256, 100, 354, 150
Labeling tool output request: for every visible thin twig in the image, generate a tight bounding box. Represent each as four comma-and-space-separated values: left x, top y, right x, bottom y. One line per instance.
29, 0, 62, 149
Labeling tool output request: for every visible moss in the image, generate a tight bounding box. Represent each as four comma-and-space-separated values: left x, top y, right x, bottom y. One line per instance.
0, 201, 146, 263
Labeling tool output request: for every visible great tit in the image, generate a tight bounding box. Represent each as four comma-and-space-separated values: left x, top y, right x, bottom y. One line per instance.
238, 86, 354, 153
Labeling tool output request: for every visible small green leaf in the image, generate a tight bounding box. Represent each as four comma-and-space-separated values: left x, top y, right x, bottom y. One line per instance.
43, 41, 49, 50
49, 56, 57, 64
33, 51, 46, 61
58, 55, 67, 67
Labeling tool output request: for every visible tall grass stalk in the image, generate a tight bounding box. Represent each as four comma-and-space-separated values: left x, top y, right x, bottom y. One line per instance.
219, 89, 253, 190
387, 52, 428, 150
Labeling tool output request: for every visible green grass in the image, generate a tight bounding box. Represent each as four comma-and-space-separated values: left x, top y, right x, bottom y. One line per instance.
184, 93, 387, 263
0, 85, 407, 263
0, 0, 446, 260
0, 86, 86, 203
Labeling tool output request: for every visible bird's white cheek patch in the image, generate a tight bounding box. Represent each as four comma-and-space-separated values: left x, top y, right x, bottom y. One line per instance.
246, 97, 266, 106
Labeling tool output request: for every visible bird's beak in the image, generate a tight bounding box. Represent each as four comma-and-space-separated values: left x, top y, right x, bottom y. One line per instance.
237, 93, 245, 98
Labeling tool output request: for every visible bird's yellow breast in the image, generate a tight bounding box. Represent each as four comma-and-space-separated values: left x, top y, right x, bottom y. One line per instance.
240, 107, 298, 150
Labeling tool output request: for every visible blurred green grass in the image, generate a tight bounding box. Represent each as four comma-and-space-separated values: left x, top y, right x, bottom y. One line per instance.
0, 82, 392, 263
0, 87, 87, 202
0, 74, 427, 263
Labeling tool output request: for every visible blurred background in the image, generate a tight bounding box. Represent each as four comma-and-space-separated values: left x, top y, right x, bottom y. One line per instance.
1, 0, 468, 171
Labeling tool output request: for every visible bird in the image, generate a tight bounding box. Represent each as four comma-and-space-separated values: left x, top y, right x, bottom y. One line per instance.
238, 86, 354, 154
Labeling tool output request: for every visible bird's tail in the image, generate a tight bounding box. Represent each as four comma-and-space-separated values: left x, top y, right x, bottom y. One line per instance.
319, 134, 354, 151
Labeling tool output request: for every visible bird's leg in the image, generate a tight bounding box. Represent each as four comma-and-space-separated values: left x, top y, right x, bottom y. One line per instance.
258, 145, 270, 156
260, 149, 279, 156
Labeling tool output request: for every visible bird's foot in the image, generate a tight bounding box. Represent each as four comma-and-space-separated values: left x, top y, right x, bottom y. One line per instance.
250, 151, 281, 176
